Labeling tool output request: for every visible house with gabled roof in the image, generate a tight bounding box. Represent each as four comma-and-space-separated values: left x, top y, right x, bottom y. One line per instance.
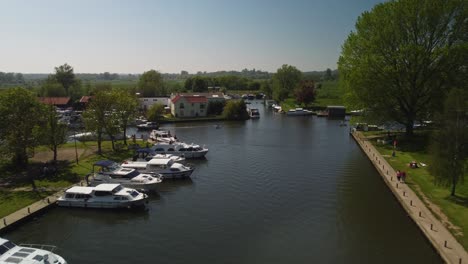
170, 94, 208, 117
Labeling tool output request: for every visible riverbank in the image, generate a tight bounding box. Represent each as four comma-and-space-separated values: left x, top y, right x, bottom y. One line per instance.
351, 131, 467, 263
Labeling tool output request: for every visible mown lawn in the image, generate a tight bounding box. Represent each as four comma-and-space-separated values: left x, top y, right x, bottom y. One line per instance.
367, 132, 468, 249
0, 191, 53, 218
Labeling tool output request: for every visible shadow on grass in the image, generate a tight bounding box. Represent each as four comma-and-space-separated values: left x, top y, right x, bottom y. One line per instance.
446, 195, 468, 208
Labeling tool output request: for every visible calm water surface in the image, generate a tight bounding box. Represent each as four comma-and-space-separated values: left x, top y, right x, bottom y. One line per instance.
6, 102, 441, 263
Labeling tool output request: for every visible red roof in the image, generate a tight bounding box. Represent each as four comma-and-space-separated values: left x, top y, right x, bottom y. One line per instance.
38, 97, 71, 105
80, 96, 93, 103
172, 95, 207, 104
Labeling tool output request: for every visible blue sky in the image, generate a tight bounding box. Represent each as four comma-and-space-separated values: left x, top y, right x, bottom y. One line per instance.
0, 0, 383, 73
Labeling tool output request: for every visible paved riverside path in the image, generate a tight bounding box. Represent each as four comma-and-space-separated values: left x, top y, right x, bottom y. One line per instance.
352, 131, 467, 264
0, 181, 85, 233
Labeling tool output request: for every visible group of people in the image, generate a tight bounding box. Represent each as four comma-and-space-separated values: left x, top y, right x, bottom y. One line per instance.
396, 170, 407, 183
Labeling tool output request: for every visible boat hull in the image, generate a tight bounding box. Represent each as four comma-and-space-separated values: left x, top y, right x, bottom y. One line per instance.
57, 198, 147, 209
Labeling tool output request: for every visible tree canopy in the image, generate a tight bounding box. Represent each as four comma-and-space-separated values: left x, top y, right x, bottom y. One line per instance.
338, 0, 467, 135
138, 70, 166, 97
295, 80, 316, 106
272, 64, 302, 102
222, 100, 249, 120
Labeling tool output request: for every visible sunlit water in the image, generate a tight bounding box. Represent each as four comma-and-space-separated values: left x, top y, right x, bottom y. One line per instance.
6, 102, 441, 263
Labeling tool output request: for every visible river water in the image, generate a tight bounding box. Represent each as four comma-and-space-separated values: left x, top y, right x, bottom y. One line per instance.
5, 102, 441, 263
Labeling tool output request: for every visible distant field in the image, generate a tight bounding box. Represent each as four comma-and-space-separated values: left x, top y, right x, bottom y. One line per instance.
314, 80, 343, 106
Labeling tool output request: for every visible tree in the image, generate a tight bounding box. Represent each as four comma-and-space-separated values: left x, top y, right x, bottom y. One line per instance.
42, 105, 68, 162
222, 100, 249, 120
0, 88, 45, 168
272, 64, 302, 102
113, 89, 138, 145
55, 63, 77, 96
191, 76, 208, 92
207, 101, 225, 115
295, 80, 316, 106
338, 0, 467, 136
82, 90, 118, 153
138, 70, 165, 97
147, 103, 165, 122
429, 88, 467, 196
40, 75, 66, 97
323, 68, 333, 80
260, 81, 273, 99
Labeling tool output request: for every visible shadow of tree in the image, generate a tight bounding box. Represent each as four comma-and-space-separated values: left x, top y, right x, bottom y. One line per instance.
446, 195, 468, 208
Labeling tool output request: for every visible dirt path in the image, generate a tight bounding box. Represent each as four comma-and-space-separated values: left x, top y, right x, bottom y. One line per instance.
31, 147, 97, 163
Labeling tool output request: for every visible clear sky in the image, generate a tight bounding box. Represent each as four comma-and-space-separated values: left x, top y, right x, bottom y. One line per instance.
0, 0, 383, 74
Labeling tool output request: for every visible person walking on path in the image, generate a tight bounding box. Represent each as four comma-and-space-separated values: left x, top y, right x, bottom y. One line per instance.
396, 170, 401, 182
401, 171, 406, 183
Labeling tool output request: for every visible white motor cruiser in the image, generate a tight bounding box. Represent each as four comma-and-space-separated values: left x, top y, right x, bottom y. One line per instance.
0, 237, 67, 264
57, 183, 148, 209
132, 148, 186, 163
149, 129, 177, 143
86, 160, 162, 192
122, 158, 194, 179
151, 142, 208, 159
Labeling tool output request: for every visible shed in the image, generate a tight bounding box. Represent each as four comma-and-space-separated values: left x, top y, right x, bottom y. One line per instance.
327, 105, 346, 118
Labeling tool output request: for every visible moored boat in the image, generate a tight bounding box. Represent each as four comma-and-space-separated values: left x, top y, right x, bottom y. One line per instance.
248, 108, 260, 119
0, 237, 67, 264
151, 142, 208, 159
286, 108, 313, 116
86, 160, 162, 192
122, 158, 194, 179
137, 122, 159, 130
149, 129, 177, 143
57, 183, 147, 209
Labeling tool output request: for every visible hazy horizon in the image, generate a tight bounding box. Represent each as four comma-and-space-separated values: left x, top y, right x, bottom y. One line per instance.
0, 0, 384, 74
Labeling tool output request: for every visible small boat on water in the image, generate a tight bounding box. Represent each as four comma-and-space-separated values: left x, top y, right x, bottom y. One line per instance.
149, 129, 177, 143
151, 142, 208, 159
316, 110, 329, 117
0, 237, 67, 264
86, 160, 162, 192
248, 108, 260, 119
272, 104, 282, 112
137, 121, 159, 130
122, 158, 194, 179
57, 183, 148, 209
286, 108, 313, 116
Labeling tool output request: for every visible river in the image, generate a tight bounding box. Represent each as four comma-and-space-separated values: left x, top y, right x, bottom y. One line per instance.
5, 102, 441, 263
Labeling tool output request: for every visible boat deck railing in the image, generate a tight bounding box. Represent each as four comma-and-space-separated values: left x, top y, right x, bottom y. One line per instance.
20, 244, 58, 252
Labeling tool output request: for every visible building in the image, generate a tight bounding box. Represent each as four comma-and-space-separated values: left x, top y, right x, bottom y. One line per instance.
139, 97, 170, 112
170, 94, 208, 118
178, 92, 226, 103
38, 97, 71, 108
327, 105, 346, 118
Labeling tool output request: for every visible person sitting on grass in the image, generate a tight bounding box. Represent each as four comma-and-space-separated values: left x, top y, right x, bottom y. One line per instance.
409, 161, 418, 168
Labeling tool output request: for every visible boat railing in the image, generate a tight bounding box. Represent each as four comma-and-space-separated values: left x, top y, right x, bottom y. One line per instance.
19, 244, 58, 252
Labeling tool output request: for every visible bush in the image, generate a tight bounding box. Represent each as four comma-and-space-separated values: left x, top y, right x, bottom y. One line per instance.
222, 100, 249, 120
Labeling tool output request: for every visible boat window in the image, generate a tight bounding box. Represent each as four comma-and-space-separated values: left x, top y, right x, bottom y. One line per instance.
94, 191, 111, 196
113, 197, 121, 200
0, 241, 16, 255
179, 148, 186, 151
122, 197, 129, 200
124, 170, 140, 179
128, 190, 139, 197
65, 193, 75, 199
170, 168, 179, 171
154, 148, 164, 151
112, 185, 123, 193
32, 255, 44, 261
167, 148, 174, 151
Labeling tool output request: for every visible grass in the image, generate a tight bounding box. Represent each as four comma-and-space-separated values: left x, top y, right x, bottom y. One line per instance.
0, 191, 53, 218
366, 131, 468, 249
279, 80, 344, 111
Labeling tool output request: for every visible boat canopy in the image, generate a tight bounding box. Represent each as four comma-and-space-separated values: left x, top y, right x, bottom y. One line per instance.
65, 186, 93, 194
147, 158, 172, 165
93, 160, 116, 167
94, 183, 121, 192
135, 148, 153, 154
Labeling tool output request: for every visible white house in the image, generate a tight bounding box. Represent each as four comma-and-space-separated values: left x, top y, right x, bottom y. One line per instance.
139, 97, 170, 111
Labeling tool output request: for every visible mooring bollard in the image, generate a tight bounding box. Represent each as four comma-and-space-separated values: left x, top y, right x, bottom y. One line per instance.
444, 240, 447, 248
403, 191, 405, 197
387, 170, 389, 175
396, 183, 399, 188
430, 224, 433, 230
47, 198, 50, 204
459, 257, 462, 264
3, 218, 6, 226
28, 207, 30, 214
410, 200, 413, 206
419, 211, 422, 217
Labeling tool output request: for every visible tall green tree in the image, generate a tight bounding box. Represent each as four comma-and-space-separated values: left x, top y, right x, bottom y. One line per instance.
147, 103, 166, 122
138, 70, 165, 97
429, 88, 467, 196
338, 0, 467, 136
40, 75, 66, 97
55, 63, 77, 96
191, 76, 208, 92
260, 80, 273, 99
113, 89, 138, 145
0, 88, 45, 168
222, 100, 249, 120
42, 105, 68, 162
272, 65, 302, 102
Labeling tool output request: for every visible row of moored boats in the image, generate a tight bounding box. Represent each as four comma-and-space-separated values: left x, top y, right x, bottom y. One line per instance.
58, 129, 208, 210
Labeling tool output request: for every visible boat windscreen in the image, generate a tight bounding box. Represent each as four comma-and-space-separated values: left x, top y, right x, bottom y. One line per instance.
124, 170, 140, 179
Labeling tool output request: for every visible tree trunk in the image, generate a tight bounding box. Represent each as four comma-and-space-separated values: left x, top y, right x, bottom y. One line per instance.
53, 145, 58, 161
451, 177, 457, 196
97, 133, 102, 154
405, 123, 414, 136
123, 124, 127, 145
111, 137, 115, 151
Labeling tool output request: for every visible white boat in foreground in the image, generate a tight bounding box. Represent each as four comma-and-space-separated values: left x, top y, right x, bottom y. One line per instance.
122, 158, 194, 179
86, 160, 162, 192
57, 183, 148, 209
151, 142, 208, 159
0, 237, 67, 264
286, 108, 313, 116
